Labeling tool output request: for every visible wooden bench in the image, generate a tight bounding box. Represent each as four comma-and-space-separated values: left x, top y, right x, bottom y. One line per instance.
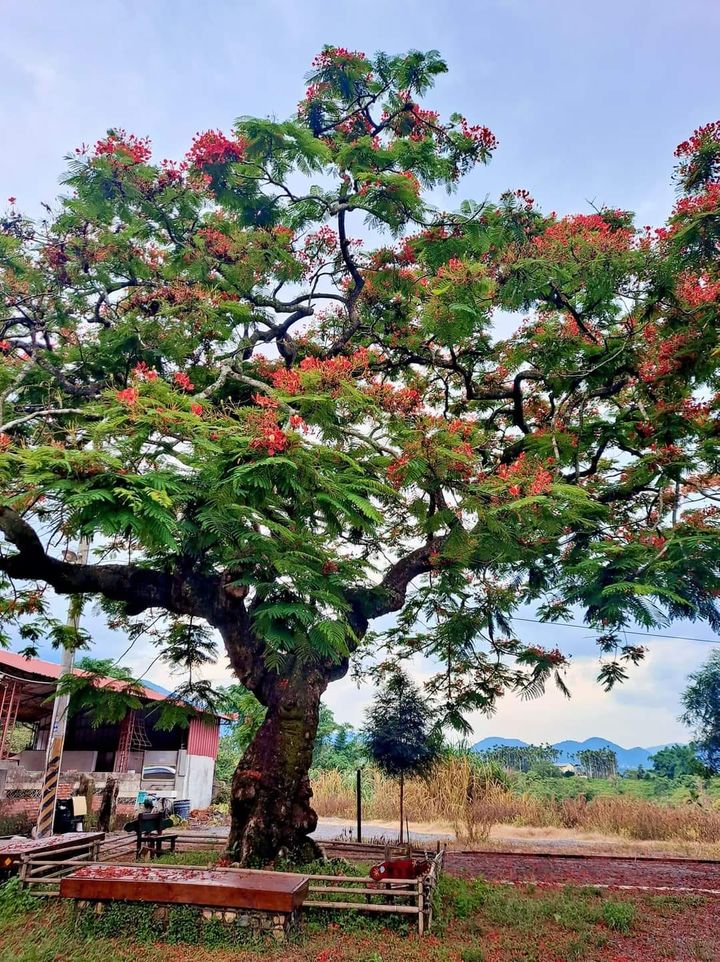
126, 811, 176, 859
137, 833, 179, 858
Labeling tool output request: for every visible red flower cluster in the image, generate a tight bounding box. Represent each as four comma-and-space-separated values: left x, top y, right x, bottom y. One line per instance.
269, 348, 372, 394
94, 130, 152, 165
365, 383, 422, 414
197, 227, 233, 258
638, 332, 689, 383
497, 453, 553, 497
671, 182, 720, 220
0, 433, 12, 450
533, 213, 634, 256
311, 47, 367, 69
459, 118, 498, 152
288, 414, 308, 432
523, 645, 567, 667
448, 418, 476, 439
116, 387, 139, 405
186, 130, 247, 168
396, 237, 417, 264
682, 505, 720, 529
398, 170, 421, 194
447, 441, 475, 478
335, 113, 375, 138
303, 82, 330, 102
249, 413, 288, 456
45, 245, 68, 269
269, 368, 302, 394
387, 453, 410, 488
132, 361, 158, 382
252, 393, 279, 409
173, 372, 195, 392
676, 272, 720, 306
158, 159, 186, 188
406, 104, 440, 141
298, 349, 371, 386
675, 121, 720, 158
190, 402, 203, 416
303, 225, 338, 252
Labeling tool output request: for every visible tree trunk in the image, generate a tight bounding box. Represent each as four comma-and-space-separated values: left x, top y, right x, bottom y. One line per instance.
227, 672, 326, 866
97, 775, 119, 833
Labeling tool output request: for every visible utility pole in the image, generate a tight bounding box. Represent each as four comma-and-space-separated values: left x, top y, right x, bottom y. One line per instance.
35, 537, 90, 837
356, 768, 362, 843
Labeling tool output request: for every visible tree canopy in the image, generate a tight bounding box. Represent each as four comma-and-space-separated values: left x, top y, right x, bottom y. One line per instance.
364, 667, 440, 840
650, 743, 707, 779
364, 668, 440, 779
1, 45, 719, 860
681, 650, 720, 773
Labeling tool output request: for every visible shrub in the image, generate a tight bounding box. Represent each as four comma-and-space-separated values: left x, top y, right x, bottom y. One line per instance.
461, 948, 486, 962
602, 899, 636, 933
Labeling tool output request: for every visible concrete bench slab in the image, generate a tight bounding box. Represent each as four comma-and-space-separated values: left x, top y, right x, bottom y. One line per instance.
60, 863, 310, 913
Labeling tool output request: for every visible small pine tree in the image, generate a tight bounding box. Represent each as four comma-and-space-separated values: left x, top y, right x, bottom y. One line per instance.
364, 669, 440, 842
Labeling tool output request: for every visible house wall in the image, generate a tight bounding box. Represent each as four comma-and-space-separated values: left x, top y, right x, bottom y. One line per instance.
19, 750, 98, 773
179, 717, 219, 808
187, 716, 220, 758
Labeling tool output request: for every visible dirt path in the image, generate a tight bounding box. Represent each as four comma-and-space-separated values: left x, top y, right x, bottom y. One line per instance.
444, 850, 720, 893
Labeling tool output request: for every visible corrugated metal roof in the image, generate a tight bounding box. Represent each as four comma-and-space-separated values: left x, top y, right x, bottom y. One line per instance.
0, 650, 223, 720
0, 649, 166, 702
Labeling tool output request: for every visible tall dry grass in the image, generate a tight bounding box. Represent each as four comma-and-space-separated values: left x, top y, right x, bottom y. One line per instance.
311, 758, 720, 843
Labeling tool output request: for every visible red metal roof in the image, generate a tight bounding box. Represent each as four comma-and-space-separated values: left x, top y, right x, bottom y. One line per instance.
0, 649, 167, 704
0, 650, 225, 722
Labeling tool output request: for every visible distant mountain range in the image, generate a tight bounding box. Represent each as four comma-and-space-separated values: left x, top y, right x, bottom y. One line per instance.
471, 736, 677, 770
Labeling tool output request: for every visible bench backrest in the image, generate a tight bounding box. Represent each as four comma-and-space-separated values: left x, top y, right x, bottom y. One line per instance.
137, 812, 164, 836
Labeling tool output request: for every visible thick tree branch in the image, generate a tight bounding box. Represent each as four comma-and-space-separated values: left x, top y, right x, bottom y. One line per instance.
346, 538, 445, 635
0, 506, 220, 620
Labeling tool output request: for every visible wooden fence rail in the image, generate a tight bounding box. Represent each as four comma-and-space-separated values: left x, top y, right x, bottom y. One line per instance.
17, 834, 445, 935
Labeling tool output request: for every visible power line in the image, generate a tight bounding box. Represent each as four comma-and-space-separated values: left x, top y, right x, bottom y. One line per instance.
513, 617, 720, 646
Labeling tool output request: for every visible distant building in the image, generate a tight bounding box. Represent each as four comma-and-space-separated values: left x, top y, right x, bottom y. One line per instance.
0, 650, 221, 820
554, 763, 577, 776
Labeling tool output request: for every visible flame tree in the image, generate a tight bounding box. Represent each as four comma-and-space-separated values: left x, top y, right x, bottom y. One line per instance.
1, 47, 719, 863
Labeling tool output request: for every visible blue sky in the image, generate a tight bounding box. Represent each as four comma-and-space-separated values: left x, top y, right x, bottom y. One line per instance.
2, 0, 720, 746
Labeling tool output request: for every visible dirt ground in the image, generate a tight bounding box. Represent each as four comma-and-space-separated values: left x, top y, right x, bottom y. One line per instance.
443, 850, 720, 892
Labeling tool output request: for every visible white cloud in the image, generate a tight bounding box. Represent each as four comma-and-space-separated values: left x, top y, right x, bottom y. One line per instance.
465, 642, 711, 747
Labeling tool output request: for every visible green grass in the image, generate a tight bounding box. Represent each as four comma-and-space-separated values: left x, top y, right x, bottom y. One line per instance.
150, 849, 222, 866
436, 874, 636, 943
0, 858, 711, 962
513, 772, 720, 805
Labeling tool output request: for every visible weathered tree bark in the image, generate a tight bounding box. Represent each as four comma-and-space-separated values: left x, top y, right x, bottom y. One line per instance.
226, 668, 328, 865
97, 774, 119, 833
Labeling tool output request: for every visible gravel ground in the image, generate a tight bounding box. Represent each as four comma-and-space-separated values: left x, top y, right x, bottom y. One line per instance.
443, 850, 720, 892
